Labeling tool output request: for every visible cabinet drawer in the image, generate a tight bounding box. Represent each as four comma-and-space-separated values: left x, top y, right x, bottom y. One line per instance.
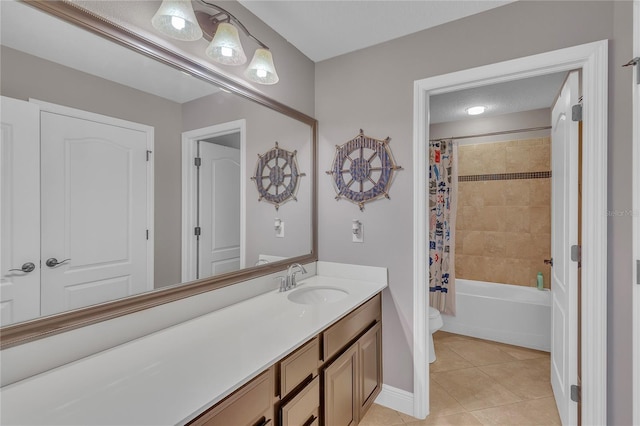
323, 294, 381, 361
279, 376, 320, 426
189, 367, 274, 426
279, 337, 320, 397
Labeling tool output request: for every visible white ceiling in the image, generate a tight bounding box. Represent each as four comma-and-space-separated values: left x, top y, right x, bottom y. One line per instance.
239, 0, 517, 62
2, 0, 564, 120
430, 72, 568, 124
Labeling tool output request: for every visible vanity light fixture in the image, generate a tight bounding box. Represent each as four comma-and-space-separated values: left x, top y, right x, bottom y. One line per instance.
465, 105, 486, 115
151, 0, 203, 41
151, 0, 279, 84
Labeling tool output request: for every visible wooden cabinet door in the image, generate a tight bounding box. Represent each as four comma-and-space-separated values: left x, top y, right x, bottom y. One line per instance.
280, 376, 319, 426
189, 367, 274, 426
358, 322, 382, 418
323, 344, 358, 426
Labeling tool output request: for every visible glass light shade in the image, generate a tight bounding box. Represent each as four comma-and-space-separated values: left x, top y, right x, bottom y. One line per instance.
151, 0, 203, 41
205, 23, 247, 66
244, 48, 279, 85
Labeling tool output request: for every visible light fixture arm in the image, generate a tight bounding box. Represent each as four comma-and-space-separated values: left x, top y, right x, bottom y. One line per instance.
196, 0, 269, 50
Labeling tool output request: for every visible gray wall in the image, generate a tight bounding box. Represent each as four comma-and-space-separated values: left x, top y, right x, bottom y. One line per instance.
315, 1, 633, 423
182, 92, 313, 265
0, 46, 184, 289
75, 0, 316, 118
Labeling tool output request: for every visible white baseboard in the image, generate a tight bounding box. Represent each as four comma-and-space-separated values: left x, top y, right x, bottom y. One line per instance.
374, 384, 415, 417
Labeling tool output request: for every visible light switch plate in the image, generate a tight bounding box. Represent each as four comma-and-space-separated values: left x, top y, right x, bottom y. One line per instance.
276, 221, 284, 238
352, 225, 363, 243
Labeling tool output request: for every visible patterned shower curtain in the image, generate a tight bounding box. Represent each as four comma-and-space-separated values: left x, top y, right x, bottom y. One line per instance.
429, 139, 457, 315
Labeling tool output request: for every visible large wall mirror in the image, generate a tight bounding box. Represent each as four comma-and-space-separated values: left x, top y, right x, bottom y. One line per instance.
0, 0, 317, 348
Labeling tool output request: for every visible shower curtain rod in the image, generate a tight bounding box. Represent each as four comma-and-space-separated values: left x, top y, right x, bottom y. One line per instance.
429, 125, 552, 142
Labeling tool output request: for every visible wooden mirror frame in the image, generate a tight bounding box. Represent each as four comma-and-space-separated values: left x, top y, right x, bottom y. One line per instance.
0, 0, 318, 350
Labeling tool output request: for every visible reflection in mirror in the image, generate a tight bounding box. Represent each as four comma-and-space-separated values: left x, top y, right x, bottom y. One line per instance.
0, 0, 313, 328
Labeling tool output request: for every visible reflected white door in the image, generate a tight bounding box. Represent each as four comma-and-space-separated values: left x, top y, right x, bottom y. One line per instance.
198, 141, 241, 277
40, 109, 152, 316
550, 70, 579, 425
0, 96, 41, 325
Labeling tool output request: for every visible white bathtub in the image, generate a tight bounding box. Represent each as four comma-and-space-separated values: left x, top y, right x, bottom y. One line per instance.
441, 279, 551, 351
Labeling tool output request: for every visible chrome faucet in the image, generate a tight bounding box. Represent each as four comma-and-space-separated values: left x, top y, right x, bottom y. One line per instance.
278, 263, 307, 292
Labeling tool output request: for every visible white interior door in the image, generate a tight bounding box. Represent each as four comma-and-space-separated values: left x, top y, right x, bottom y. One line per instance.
198, 141, 241, 277
550, 71, 580, 425
0, 96, 41, 326
39, 109, 152, 316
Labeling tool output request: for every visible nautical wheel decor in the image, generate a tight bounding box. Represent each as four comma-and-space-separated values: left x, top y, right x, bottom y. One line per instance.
326, 129, 402, 211
251, 142, 305, 210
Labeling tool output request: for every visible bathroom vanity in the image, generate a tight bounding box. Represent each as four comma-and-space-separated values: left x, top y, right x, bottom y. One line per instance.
0, 262, 386, 425
190, 293, 381, 426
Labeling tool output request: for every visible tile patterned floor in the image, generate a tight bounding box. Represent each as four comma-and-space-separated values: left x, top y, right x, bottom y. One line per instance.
360, 331, 561, 425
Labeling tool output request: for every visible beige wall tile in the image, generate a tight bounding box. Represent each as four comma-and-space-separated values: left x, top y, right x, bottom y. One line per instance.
531, 233, 551, 258
483, 232, 506, 257
455, 230, 465, 252
530, 206, 551, 233
529, 145, 551, 171
454, 138, 551, 289
482, 181, 507, 206
478, 144, 506, 174
478, 206, 505, 231
504, 207, 530, 232
506, 259, 532, 286
462, 232, 484, 256
529, 178, 551, 206
504, 180, 531, 206
505, 146, 529, 173
505, 232, 532, 259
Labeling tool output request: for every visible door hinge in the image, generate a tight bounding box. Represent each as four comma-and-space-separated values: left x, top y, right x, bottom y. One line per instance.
194, 226, 201, 236
146, 229, 149, 240
570, 384, 581, 403
194, 157, 201, 167
146, 150, 152, 161
571, 104, 583, 122
636, 260, 640, 285
571, 245, 581, 263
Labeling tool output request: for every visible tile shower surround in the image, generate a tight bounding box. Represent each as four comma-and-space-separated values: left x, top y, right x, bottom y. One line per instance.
455, 138, 551, 288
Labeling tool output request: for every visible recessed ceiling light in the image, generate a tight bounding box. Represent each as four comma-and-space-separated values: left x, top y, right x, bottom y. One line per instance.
466, 106, 486, 115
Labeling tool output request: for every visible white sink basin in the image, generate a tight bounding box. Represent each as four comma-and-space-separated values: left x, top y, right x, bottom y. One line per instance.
287, 286, 349, 304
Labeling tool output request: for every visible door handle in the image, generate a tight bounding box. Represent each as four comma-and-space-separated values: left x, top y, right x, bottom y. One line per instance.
544, 258, 553, 267
45, 258, 71, 268
9, 262, 36, 273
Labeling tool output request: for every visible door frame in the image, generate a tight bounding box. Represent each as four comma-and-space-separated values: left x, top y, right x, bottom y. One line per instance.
181, 119, 247, 283
413, 40, 608, 423
632, 1, 639, 424
31, 99, 155, 291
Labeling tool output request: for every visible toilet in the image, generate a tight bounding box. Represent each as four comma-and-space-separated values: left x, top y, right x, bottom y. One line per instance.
428, 307, 443, 363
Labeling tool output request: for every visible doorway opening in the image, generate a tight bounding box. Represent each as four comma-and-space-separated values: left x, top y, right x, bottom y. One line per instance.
181, 120, 247, 283
413, 40, 608, 424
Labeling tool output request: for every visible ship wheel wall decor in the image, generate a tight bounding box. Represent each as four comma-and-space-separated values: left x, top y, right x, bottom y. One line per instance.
326, 129, 403, 211
251, 142, 306, 210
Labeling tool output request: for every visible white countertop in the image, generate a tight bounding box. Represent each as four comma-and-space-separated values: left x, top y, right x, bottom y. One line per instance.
0, 265, 387, 425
